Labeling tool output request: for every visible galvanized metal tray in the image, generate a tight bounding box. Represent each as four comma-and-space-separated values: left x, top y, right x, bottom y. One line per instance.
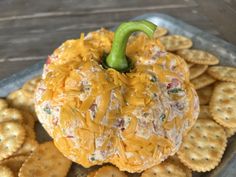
0, 13, 236, 177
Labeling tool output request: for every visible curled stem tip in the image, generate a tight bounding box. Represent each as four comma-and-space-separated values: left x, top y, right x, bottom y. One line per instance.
104, 20, 157, 72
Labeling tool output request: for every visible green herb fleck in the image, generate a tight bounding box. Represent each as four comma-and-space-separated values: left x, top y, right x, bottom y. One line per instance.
43, 107, 51, 114
152, 93, 157, 98
160, 114, 166, 121
89, 154, 96, 161
150, 75, 157, 82
168, 88, 183, 94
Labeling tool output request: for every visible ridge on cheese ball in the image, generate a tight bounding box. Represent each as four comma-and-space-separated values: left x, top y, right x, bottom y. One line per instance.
35, 28, 199, 173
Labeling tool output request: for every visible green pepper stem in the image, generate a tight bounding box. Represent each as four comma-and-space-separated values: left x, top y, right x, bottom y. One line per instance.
105, 20, 157, 72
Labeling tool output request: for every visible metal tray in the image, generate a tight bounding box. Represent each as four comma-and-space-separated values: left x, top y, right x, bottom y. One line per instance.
0, 13, 235, 177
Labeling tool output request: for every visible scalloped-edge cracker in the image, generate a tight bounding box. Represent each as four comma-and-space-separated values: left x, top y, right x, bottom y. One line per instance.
208, 66, 236, 82
224, 127, 236, 138
154, 27, 168, 38
0, 108, 23, 123
19, 141, 72, 177
210, 82, 236, 128
159, 35, 192, 51
197, 84, 214, 105
87, 170, 97, 177
12, 138, 38, 156
0, 165, 14, 177
22, 76, 41, 93
0, 155, 28, 176
94, 166, 127, 177
0, 121, 26, 161
177, 49, 219, 65
7, 89, 37, 121
171, 155, 192, 177
186, 62, 194, 68
0, 99, 8, 111
177, 119, 227, 172
141, 156, 192, 177
190, 64, 208, 80
191, 73, 216, 89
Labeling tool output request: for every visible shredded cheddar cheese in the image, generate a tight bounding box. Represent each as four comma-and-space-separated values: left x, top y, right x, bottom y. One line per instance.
35, 29, 199, 173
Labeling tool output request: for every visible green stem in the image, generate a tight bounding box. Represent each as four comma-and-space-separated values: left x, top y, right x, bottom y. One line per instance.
105, 20, 157, 72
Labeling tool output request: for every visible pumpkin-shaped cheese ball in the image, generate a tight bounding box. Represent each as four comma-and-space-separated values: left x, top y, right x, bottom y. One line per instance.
35, 21, 199, 173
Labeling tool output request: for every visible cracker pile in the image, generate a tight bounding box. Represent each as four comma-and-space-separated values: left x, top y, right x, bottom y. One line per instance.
0, 77, 72, 176
86, 26, 236, 176
159, 27, 236, 174
19, 142, 72, 177
1, 26, 236, 177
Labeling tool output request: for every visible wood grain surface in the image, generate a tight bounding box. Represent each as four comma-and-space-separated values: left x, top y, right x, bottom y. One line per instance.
0, 0, 235, 80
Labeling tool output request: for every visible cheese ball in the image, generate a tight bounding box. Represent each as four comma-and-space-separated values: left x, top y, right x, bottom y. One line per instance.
35, 29, 199, 172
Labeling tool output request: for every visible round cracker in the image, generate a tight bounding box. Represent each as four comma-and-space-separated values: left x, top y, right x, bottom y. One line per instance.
0, 108, 23, 123
13, 138, 38, 156
224, 127, 236, 138
0, 99, 8, 111
154, 27, 168, 38
177, 119, 227, 172
159, 35, 192, 51
7, 89, 37, 121
87, 170, 97, 177
19, 141, 71, 177
170, 155, 192, 177
141, 156, 192, 177
197, 84, 214, 105
0, 165, 14, 177
177, 49, 219, 65
94, 166, 127, 177
210, 82, 236, 128
189, 64, 208, 80
0, 121, 26, 161
0, 155, 28, 176
208, 66, 236, 82
186, 62, 194, 68
191, 73, 216, 89
22, 76, 41, 93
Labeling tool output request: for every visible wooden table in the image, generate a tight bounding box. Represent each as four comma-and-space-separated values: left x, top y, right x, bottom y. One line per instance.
0, 0, 235, 80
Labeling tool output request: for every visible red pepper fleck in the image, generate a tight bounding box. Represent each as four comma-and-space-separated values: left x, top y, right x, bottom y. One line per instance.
46, 56, 51, 65
167, 78, 180, 89
167, 83, 172, 89
52, 117, 58, 125
38, 87, 46, 92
